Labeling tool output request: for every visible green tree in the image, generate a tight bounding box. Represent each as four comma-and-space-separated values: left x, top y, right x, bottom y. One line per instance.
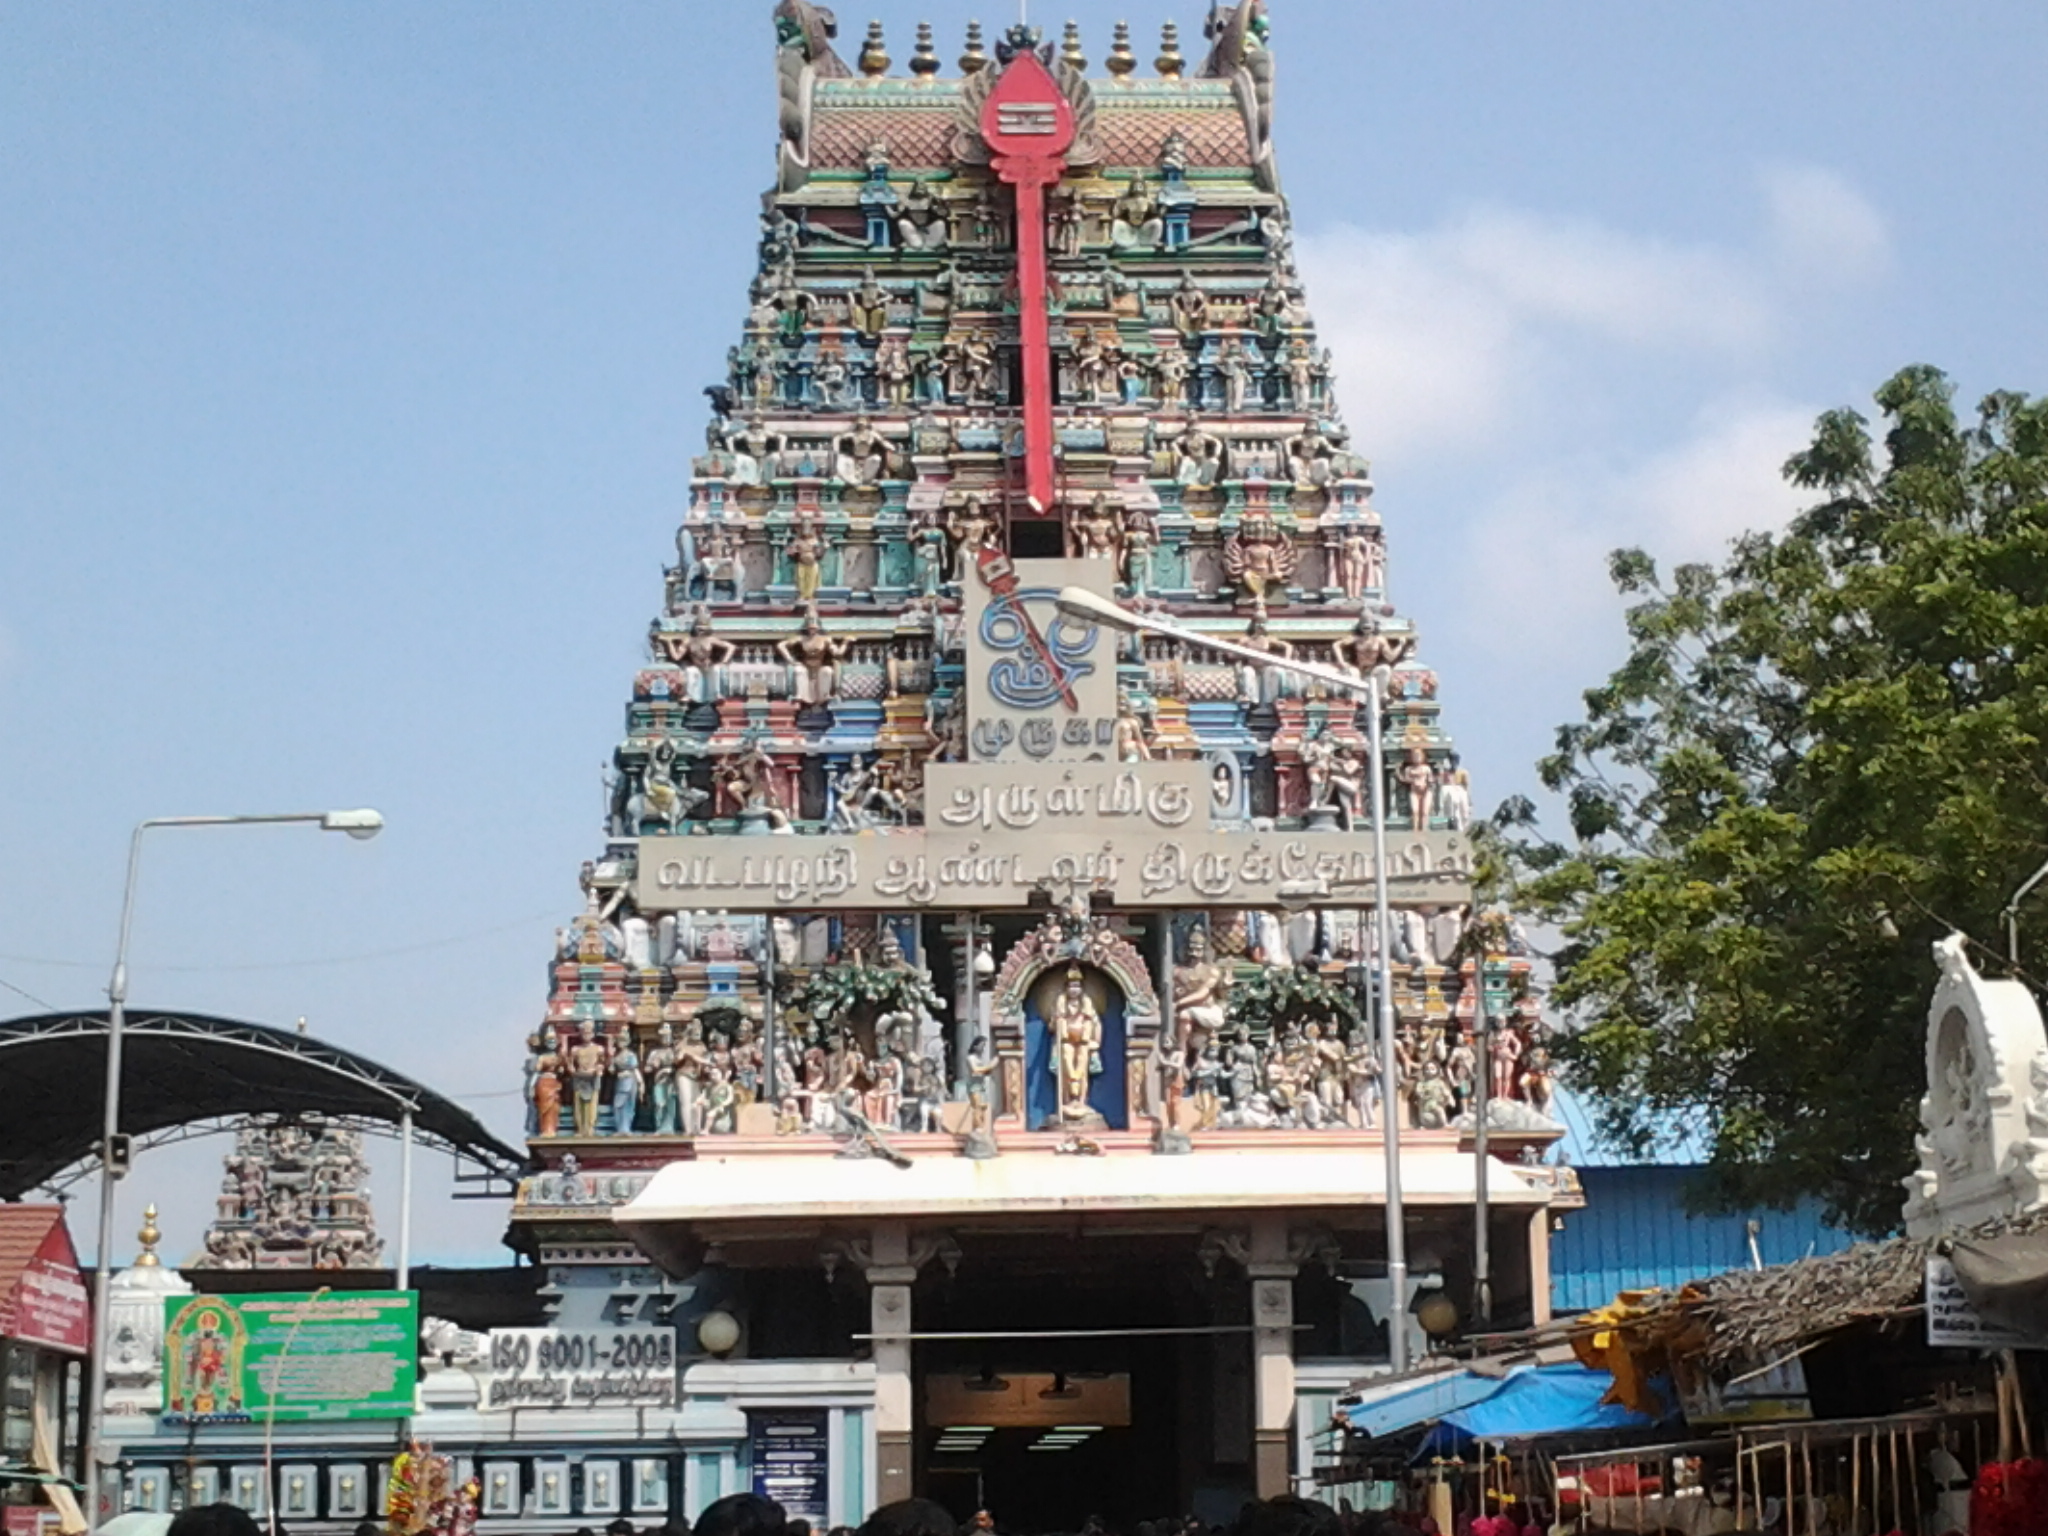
1505, 366, 2048, 1234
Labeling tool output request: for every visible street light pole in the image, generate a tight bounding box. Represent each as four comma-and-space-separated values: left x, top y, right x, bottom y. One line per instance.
85, 809, 382, 1532
1361, 665, 1411, 1371
1054, 587, 1414, 1370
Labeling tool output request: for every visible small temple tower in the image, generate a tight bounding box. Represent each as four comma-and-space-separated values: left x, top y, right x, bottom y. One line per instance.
507, 6, 1579, 1520
192, 1115, 385, 1270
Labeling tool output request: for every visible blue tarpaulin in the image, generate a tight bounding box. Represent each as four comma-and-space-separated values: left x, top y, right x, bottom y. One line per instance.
1336, 1364, 1666, 1447
1336, 1369, 1514, 1439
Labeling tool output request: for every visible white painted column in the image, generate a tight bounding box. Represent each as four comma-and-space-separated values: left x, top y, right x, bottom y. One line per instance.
867, 1222, 916, 1507
1248, 1216, 1298, 1499
1528, 1210, 1554, 1327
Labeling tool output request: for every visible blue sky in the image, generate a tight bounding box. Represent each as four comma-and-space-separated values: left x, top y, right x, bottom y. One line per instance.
2, 2, 2042, 1264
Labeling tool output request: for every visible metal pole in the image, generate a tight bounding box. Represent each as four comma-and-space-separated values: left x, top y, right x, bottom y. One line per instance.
1474, 1004, 1492, 1328
1366, 668, 1409, 1372
762, 919, 779, 1105
261, 1287, 331, 1536
2005, 855, 2048, 967
84, 824, 148, 1532
80, 809, 380, 1535
957, 913, 980, 1096
397, 1109, 414, 1293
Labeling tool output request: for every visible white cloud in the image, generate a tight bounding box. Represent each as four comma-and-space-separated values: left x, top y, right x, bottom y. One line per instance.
1622, 397, 1815, 558
1761, 162, 1892, 284
1295, 166, 1887, 462
1458, 396, 1819, 669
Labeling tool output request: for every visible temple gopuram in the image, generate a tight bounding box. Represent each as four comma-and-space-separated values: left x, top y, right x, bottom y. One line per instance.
507, 6, 1582, 1526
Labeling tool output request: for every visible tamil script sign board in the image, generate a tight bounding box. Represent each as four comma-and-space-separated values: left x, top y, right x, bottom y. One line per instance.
1926, 1257, 2048, 1350
749, 1409, 830, 1524
640, 762, 1473, 912
163, 1291, 418, 1423
482, 1328, 679, 1411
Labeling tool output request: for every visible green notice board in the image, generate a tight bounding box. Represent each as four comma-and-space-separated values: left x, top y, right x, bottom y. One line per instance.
163, 1291, 418, 1423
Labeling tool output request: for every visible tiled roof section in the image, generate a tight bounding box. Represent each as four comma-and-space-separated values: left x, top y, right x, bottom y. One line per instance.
805, 79, 1254, 173
1095, 101, 1252, 169
809, 103, 963, 171
0, 1205, 64, 1299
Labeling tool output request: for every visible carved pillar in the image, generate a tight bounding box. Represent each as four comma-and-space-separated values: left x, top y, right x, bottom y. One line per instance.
866, 1221, 918, 1504
1247, 1215, 1297, 1499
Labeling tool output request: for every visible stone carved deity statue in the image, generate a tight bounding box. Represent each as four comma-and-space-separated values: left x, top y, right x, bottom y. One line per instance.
1396, 745, 1435, 827
785, 514, 826, 605
609, 1027, 642, 1135
946, 495, 997, 578
1120, 505, 1158, 596
911, 504, 949, 597
1329, 524, 1383, 603
1332, 614, 1415, 679
1074, 493, 1121, 559
567, 1021, 610, 1138
1169, 270, 1209, 337
645, 1023, 679, 1134
1173, 927, 1231, 1048
779, 611, 850, 705
1222, 511, 1299, 610
1050, 968, 1104, 1123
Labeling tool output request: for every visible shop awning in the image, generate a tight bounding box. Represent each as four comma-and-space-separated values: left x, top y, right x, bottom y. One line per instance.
1434, 1364, 1662, 1442
1336, 1363, 1665, 1445
1335, 1366, 1514, 1439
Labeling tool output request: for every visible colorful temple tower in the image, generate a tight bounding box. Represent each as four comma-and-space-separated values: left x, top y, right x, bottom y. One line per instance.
511, 7, 1579, 1523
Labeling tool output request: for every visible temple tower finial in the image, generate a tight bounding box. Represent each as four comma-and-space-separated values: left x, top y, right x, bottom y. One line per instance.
1155, 21, 1185, 79
859, 20, 890, 77
1106, 21, 1137, 79
1061, 21, 1087, 73
960, 19, 988, 74
136, 1204, 161, 1267
910, 21, 940, 78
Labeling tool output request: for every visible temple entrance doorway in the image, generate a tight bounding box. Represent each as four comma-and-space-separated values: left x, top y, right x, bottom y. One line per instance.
914, 1245, 1245, 1529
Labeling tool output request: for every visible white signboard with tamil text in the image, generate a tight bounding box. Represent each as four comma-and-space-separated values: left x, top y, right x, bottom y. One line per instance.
482, 1328, 679, 1411
1926, 1256, 2047, 1350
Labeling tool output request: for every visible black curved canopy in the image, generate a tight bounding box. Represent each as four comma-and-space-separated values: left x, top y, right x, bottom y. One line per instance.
0, 1011, 526, 1199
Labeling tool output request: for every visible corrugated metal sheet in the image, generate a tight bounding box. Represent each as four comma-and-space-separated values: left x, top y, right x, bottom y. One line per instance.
1550, 1165, 1855, 1313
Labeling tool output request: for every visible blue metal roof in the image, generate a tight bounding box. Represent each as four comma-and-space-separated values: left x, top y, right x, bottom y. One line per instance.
1551, 1164, 1855, 1313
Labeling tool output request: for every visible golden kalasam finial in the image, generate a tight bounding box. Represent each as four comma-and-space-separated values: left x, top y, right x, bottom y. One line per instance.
960, 20, 988, 74
1061, 21, 1087, 73
1106, 21, 1137, 79
859, 19, 890, 77
136, 1204, 162, 1267
1155, 20, 1184, 79
910, 21, 940, 78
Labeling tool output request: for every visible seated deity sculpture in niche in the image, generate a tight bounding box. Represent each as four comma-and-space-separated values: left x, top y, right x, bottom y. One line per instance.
779, 610, 849, 705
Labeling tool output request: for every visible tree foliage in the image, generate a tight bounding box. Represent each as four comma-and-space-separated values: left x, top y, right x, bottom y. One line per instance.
1227, 961, 1363, 1042
1504, 366, 2048, 1234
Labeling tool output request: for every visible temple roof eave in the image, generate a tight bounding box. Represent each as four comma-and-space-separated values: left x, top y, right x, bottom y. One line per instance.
613, 1143, 1565, 1233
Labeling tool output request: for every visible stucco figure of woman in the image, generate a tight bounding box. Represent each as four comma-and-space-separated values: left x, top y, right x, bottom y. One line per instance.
609, 1028, 643, 1135
645, 1023, 679, 1134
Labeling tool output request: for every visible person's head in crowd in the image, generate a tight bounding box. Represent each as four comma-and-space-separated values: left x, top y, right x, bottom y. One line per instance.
353, 1522, 383, 1536
607, 1520, 638, 1536
697, 1494, 789, 1536
662, 1519, 693, 1536
789, 1521, 812, 1536
857, 1498, 957, 1536
168, 1507, 263, 1536
1234, 1496, 1344, 1536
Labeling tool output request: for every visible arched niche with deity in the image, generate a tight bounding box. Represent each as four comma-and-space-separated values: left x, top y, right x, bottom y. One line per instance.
988, 914, 1164, 1134
1903, 934, 2048, 1237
